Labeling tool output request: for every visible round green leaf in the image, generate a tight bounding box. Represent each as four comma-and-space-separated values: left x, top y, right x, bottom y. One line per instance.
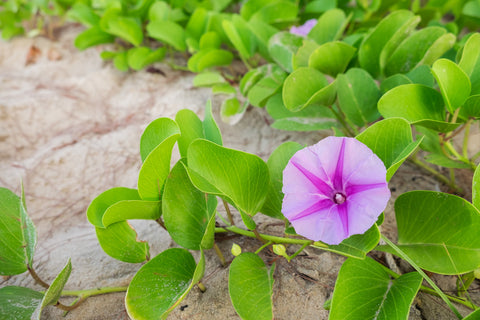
356, 118, 422, 181
329, 257, 422, 320
432, 58, 471, 113
102, 200, 161, 227
358, 10, 415, 77
308, 41, 356, 77
308, 9, 349, 45
126, 248, 202, 319
378, 84, 454, 132
0, 187, 36, 275
87, 187, 140, 228
74, 26, 115, 51
163, 161, 217, 250
147, 20, 186, 51
229, 253, 274, 320
268, 31, 303, 73
104, 16, 143, 46
282, 67, 329, 112
261, 141, 303, 219
140, 117, 179, 162
96, 222, 149, 263
187, 48, 234, 72
392, 191, 480, 274
187, 139, 269, 216
459, 33, 480, 95
127, 47, 166, 71
0, 286, 43, 320
336, 68, 380, 127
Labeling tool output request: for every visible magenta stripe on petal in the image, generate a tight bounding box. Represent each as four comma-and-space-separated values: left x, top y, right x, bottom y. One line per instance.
290, 160, 333, 196
345, 182, 387, 195
337, 203, 349, 237
288, 199, 333, 222
333, 138, 346, 190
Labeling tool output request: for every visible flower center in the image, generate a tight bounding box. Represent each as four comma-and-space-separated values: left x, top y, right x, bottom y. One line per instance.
333, 192, 346, 204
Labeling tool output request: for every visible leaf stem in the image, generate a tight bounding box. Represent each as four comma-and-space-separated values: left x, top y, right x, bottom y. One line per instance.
155, 217, 167, 231
215, 226, 328, 247
213, 242, 227, 267
287, 241, 313, 262
255, 241, 273, 255
381, 234, 463, 319
329, 106, 355, 137
28, 265, 49, 289
463, 119, 472, 159
59, 286, 128, 298
56, 298, 85, 312
222, 199, 235, 225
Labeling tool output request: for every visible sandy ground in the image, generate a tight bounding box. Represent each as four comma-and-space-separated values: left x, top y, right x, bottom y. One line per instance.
0, 24, 478, 319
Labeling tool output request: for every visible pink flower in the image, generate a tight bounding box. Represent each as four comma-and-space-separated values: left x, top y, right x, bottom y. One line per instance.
282, 137, 390, 245
289, 19, 317, 37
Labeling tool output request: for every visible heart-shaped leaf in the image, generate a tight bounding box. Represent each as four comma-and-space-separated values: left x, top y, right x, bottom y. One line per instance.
187, 139, 269, 216
329, 257, 422, 320
378, 84, 460, 132
308, 9, 350, 45
147, 20, 186, 51
126, 248, 204, 319
96, 222, 149, 263
432, 58, 471, 113
261, 141, 303, 219
140, 118, 180, 162
308, 41, 356, 76
358, 10, 415, 77
0, 286, 43, 320
282, 67, 330, 111
268, 31, 303, 73
459, 33, 480, 95
163, 161, 217, 250
381, 191, 480, 274
229, 252, 274, 320
0, 187, 36, 275
337, 68, 380, 127
356, 118, 422, 181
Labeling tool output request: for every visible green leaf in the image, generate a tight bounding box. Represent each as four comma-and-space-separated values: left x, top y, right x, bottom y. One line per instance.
203, 100, 223, 146
432, 58, 471, 113
308, 41, 356, 77
187, 139, 269, 216
406, 65, 435, 87
140, 117, 180, 162
473, 164, 480, 209
416, 32, 456, 68
250, 1, 298, 26
384, 26, 449, 76
261, 141, 303, 219
246, 65, 287, 107
38, 259, 72, 308
268, 31, 303, 73
148, 1, 171, 22
163, 161, 217, 250
424, 153, 472, 169
147, 20, 186, 51
185, 8, 208, 42
74, 26, 115, 50
329, 257, 422, 320
187, 48, 234, 72
240, 65, 269, 96
292, 39, 318, 70
229, 253, 274, 320
222, 15, 255, 60
67, 3, 100, 27
282, 67, 330, 112
220, 97, 247, 124
358, 10, 415, 77
382, 191, 480, 274
104, 16, 143, 46
126, 248, 203, 319
380, 74, 412, 94
96, 222, 149, 263
0, 187, 36, 275
357, 118, 422, 181
193, 72, 226, 87
464, 308, 480, 320
175, 109, 205, 158
336, 68, 380, 127
459, 33, 480, 95
0, 286, 43, 320
102, 200, 161, 227
308, 9, 350, 45
199, 31, 222, 49
127, 47, 166, 71
378, 84, 459, 132
87, 187, 140, 228
266, 93, 339, 131
113, 51, 129, 71
138, 131, 180, 200
246, 16, 278, 60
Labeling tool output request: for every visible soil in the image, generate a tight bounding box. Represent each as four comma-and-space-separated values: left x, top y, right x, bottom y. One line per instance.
0, 24, 479, 320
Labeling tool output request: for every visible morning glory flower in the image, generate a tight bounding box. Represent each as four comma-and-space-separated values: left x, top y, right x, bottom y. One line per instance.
289, 19, 317, 37
282, 137, 390, 245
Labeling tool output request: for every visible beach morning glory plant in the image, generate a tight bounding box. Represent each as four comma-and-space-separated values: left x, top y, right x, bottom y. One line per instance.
289, 19, 317, 37
282, 137, 391, 245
